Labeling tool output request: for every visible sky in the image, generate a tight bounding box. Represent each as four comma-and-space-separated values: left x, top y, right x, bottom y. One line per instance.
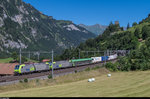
23, 0, 150, 27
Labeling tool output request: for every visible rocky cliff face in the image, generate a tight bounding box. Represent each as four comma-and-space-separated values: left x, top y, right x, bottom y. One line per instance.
0, 0, 96, 57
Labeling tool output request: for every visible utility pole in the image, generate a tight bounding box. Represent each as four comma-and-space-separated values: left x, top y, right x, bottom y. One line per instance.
19, 48, 21, 65
37, 52, 40, 61
110, 50, 111, 55
105, 51, 106, 65
52, 50, 54, 79
106, 50, 108, 56
103, 51, 105, 62
79, 49, 80, 59
29, 51, 30, 61
87, 51, 88, 57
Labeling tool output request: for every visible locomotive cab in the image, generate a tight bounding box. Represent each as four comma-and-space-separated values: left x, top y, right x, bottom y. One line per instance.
14, 65, 20, 75
14, 64, 26, 75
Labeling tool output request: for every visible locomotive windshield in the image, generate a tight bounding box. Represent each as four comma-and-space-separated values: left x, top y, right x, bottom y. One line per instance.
15, 65, 20, 69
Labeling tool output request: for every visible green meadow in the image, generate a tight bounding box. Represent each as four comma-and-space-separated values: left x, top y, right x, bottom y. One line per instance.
0, 67, 150, 97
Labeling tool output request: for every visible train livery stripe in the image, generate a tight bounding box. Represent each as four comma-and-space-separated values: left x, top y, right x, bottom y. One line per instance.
30, 67, 35, 71
19, 64, 25, 73
46, 62, 56, 69
59, 64, 62, 67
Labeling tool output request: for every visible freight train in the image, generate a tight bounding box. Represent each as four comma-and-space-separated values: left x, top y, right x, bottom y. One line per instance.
14, 54, 118, 75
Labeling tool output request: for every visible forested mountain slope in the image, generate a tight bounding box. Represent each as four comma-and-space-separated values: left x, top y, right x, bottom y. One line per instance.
60, 14, 150, 71
0, 0, 96, 58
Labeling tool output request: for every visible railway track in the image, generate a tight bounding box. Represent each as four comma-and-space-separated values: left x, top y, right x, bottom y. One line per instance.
0, 59, 118, 83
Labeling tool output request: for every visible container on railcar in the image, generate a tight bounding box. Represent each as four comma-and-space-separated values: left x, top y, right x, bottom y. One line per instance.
91, 57, 102, 63
69, 58, 93, 66
108, 54, 118, 60
101, 56, 109, 61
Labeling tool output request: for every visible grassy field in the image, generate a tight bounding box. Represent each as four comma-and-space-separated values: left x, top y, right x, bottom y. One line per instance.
0, 57, 38, 63
0, 58, 13, 63
0, 67, 150, 97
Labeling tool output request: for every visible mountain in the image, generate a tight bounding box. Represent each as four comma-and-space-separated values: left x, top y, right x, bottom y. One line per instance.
0, 0, 96, 57
78, 24, 107, 35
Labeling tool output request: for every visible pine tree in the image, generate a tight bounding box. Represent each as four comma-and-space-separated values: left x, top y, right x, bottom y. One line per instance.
109, 21, 113, 26
127, 23, 130, 29
148, 14, 150, 18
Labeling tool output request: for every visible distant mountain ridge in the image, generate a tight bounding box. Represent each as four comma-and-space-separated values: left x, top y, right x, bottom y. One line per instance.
0, 0, 96, 57
79, 24, 107, 35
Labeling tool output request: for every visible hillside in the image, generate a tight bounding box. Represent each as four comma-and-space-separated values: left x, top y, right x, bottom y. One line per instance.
0, 0, 96, 58
60, 14, 150, 71
79, 24, 107, 35
60, 22, 124, 59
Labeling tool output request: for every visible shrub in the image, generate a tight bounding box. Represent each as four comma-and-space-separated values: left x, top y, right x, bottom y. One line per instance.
48, 74, 52, 79
36, 79, 39, 83
92, 66, 100, 70
24, 78, 28, 83
16, 56, 28, 63
74, 70, 77, 73
85, 67, 91, 71
105, 62, 118, 71
19, 80, 23, 83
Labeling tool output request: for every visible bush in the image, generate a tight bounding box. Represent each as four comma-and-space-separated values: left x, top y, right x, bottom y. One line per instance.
105, 62, 118, 71
85, 67, 91, 71
48, 74, 52, 79
24, 78, 28, 83
9, 60, 17, 63
36, 79, 39, 83
16, 56, 28, 63
92, 66, 100, 70
19, 80, 23, 83
118, 57, 131, 71
74, 70, 77, 73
